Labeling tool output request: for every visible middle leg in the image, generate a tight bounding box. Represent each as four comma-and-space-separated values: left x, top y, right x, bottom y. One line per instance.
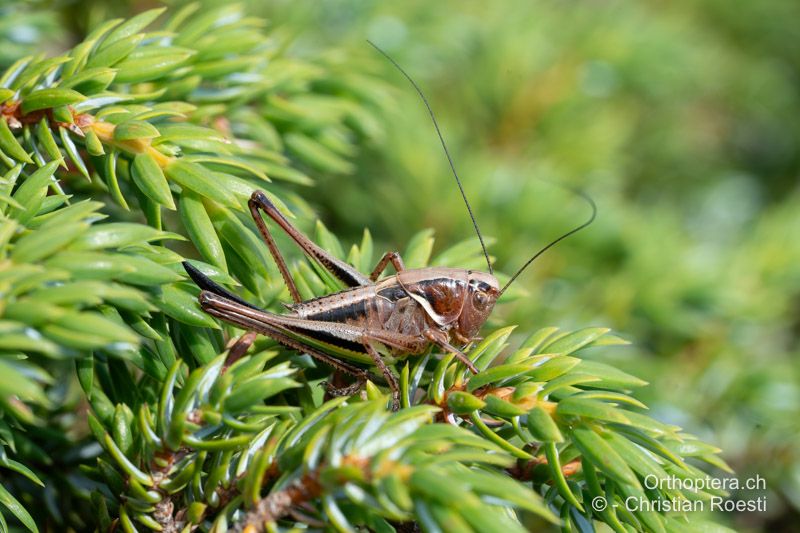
370, 251, 405, 281
361, 337, 400, 410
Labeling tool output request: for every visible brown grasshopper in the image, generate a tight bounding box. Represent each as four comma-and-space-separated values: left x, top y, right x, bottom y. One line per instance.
183, 43, 595, 409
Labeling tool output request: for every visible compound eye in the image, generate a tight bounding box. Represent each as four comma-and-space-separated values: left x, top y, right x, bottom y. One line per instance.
473, 291, 489, 308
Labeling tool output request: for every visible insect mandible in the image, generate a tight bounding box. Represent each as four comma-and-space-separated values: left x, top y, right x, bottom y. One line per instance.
183, 42, 596, 409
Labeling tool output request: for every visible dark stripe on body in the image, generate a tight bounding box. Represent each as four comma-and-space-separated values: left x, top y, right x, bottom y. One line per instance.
471, 280, 493, 292
377, 285, 406, 301
305, 298, 368, 323
417, 277, 464, 292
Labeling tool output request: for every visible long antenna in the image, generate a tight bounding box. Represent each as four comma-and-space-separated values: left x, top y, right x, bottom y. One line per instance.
367, 40, 493, 275
499, 188, 596, 296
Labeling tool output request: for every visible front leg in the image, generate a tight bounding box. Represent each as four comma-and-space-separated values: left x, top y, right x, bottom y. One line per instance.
370, 251, 405, 281
361, 338, 400, 410
423, 329, 479, 374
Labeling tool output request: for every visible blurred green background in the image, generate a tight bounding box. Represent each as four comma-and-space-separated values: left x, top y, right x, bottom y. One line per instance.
5, 0, 798, 530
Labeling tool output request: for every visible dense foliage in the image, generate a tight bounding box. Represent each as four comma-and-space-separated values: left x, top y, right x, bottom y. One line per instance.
1, 1, 792, 532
